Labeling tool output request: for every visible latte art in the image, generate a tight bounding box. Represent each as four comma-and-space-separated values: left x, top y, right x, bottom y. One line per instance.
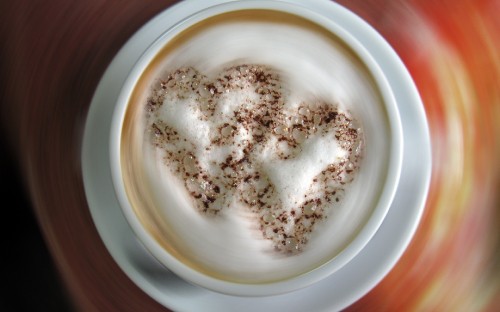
120, 10, 392, 283
146, 64, 363, 254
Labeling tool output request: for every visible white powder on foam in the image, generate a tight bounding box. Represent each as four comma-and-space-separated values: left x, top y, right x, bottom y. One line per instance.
156, 96, 211, 148
262, 134, 347, 211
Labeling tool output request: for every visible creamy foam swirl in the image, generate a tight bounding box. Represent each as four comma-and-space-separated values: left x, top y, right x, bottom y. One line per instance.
147, 64, 362, 254
122, 12, 390, 283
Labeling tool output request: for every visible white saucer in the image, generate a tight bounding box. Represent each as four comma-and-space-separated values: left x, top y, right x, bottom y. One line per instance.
82, 0, 431, 311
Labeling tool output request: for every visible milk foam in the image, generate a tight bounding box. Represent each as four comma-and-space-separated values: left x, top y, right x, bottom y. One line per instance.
129, 16, 390, 283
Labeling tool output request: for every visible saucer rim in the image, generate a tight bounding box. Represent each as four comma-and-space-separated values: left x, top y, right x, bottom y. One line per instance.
82, 0, 431, 310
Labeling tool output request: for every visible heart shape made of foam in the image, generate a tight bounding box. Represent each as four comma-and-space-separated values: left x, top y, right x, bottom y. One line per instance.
145, 64, 363, 254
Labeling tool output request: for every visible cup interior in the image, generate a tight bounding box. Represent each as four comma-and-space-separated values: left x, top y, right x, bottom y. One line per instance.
110, 0, 403, 297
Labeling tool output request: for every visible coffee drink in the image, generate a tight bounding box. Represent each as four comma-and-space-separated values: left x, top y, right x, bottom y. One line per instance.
120, 10, 391, 284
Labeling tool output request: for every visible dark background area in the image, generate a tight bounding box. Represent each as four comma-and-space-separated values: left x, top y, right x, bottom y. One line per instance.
0, 139, 73, 311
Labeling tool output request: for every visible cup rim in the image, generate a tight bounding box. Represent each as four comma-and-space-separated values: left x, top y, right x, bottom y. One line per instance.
109, 0, 403, 297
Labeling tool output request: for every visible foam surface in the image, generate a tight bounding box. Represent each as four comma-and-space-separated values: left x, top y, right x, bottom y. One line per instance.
129, 18, 390, 283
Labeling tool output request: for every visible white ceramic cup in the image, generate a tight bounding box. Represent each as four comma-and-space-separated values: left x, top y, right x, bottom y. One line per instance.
110, 0, 403, 297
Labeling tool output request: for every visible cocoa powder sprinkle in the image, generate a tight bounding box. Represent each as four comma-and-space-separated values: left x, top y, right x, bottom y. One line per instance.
144, 64, 363, 254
